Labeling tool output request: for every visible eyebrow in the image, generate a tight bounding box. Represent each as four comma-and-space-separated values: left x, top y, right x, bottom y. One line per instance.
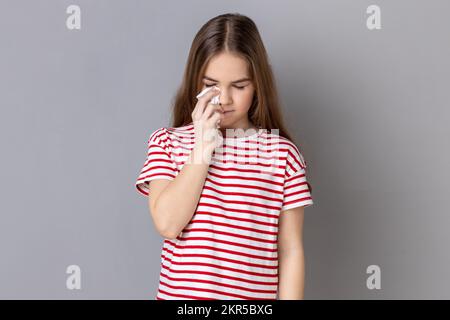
203, 76, 252, 84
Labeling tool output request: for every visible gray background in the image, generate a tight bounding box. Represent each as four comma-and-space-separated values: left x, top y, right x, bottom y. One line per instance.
1, 0, 449, 299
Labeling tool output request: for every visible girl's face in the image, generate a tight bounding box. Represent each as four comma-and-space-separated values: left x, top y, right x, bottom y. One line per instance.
201, 52, 256, 132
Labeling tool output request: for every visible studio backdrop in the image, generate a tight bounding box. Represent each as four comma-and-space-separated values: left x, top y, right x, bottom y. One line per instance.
1, 0, 449, 299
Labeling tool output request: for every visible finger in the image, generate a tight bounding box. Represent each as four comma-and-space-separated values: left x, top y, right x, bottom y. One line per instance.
202, 103, 223, 121
193, 87, 214, 119
207, 110, 222, 127
197, 87, 221, 116
193, 86, 220, 121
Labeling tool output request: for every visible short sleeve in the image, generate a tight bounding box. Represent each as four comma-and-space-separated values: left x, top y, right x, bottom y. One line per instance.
135, 128, 178, 197
280, 143, 314, 211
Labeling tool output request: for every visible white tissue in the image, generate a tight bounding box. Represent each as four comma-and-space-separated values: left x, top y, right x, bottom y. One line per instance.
196, 86, 221, 105
210, 94, 220, 105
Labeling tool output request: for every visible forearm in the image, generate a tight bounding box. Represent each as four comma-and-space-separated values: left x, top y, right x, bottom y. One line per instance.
153, 145, 211, 238
277, 248, 305, 300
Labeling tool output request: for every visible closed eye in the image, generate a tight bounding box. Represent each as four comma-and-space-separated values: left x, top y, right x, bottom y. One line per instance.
205, 83, 246, 90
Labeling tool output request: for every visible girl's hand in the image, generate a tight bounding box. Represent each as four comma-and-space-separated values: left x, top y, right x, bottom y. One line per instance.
191, 86, 224, 157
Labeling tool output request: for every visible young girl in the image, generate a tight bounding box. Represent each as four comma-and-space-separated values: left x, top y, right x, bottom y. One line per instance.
135, 13, 314, 300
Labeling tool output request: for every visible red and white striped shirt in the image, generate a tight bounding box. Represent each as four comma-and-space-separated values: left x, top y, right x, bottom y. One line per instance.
135, 122, 313, 300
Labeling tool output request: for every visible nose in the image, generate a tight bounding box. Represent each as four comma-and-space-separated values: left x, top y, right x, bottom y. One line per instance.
218, 88, 232, 106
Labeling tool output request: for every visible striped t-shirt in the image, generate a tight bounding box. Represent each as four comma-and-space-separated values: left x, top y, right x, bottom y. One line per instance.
135, 122, 313, 300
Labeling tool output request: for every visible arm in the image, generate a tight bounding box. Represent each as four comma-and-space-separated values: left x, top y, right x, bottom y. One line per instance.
146, 86, 222, 240
277, 206, 306, 300
148, 145, 211, 240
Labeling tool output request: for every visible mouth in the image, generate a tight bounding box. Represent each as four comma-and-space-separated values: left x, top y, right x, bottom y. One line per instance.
222, 110, 234, 114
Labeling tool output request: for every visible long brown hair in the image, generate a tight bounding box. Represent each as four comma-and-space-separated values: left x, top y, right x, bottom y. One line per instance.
169, 13, 297, 144
169, 13, 312, 194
